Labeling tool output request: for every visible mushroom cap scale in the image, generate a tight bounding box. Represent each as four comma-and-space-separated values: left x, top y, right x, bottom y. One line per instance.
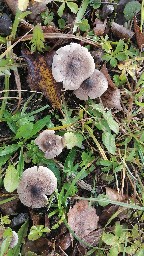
74, 69, 108, 100
17, 166, 57, 208
35, 130, 64, 159
52, 43, 95, 90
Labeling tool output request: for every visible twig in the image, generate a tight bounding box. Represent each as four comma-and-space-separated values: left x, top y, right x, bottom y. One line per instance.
15, 32, 101, 47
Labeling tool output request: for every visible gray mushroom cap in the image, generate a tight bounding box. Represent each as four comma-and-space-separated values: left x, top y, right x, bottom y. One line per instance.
74, 69, 108, 100
17, 166, 57, 208
52, 43, 95, 90
35, 130, 64, 159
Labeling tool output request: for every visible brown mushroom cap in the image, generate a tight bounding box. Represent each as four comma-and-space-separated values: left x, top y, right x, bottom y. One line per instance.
17, 166, 57, 208
35, 130, 64, 159
52, 43, 95, 90
74, 69, 108, 100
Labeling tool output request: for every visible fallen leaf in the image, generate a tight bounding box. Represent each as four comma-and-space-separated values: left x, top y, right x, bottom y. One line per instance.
101, 87, 122, 110
111, 22, 134, 40
101, 64, 122, 110
106, 187, 126, 202
21, 237, 50, 255
94, 19, 106, 36
134, 17, 144, 50
22, 49, 61, 109
101, 64, 116, 89
82, 228, 103, 246
67, 200, 99, 239
57, 233, 71, 251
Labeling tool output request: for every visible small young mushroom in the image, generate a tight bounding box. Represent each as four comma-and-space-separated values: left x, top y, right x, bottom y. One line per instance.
35, 130, 64, 159
52, 43, 95, 90
17, 166, 57, 208
74, 69, 108, 100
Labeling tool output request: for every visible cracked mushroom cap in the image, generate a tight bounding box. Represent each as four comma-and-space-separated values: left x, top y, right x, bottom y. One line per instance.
74, 69, 108, 100
35, 130, 64, 159
17, 166, 57, 208
52, 43, 95, 90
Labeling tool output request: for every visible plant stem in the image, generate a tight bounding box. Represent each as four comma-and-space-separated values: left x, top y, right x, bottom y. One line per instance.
0, 74, 10, 120
85, 124, 108, 160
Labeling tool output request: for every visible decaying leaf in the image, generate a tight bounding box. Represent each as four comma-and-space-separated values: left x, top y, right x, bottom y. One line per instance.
67, 200, 99, 241
82, 229, 103, 246
101, 64, 116, 89
94, 19, 106, 36
101, 87, 122, 110
99, 188, 129, 224
22, 49, 61, 109
4, 0, 52, 17
106, 187, 127, 202
111, 22, 134, 40
101, 64, 122, 110
134, 17, 144, 50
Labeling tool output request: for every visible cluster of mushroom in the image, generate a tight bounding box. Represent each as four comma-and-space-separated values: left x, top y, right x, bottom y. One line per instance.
52, 43, 108, 100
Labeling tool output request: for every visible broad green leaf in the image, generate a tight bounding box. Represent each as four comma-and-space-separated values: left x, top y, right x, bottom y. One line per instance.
64, 132, 84, 149
109, 247, 119, 256
0, 236, 12, 256
110, 57, 117, 67
114, 40, 124, 54
58, 3, 65, 17
73, 0, 89, 33
103, 111, 119, 134
102, 232, 116, 245
114, 222, 124, 237
4, 165, 19, 192
102, 132, 116, 154
124, 1, 141, 20
116, 52, 127, 61
15, 122, 33, 139
58, 18, 66, 29
78, 18, 90, 31
29, 115, 51, 138
0, 155, 11, 167
28, 225, 50, 241
67, 2, 78, 14
0, 144, 20, 157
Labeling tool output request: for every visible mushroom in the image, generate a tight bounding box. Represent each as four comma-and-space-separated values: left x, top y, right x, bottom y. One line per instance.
17, 166, 57, 208
52, 43, 95, 90
35, 130, 64, 159
74, 69, 108, 100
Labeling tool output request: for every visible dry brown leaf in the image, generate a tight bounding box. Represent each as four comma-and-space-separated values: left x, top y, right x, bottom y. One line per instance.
82, 228, 103, 246
94, 19, 106, 36
101, 87, 122, 110
106, 187, 126, 202
67, 200, 99, 239
134, 17, 144, 50
22, 49, 61, 109
21, 237, 50, 255
101, 64, 116, 89
57, 233, 71, 251
100, 64, 122, 110
111, 22, 134, 40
